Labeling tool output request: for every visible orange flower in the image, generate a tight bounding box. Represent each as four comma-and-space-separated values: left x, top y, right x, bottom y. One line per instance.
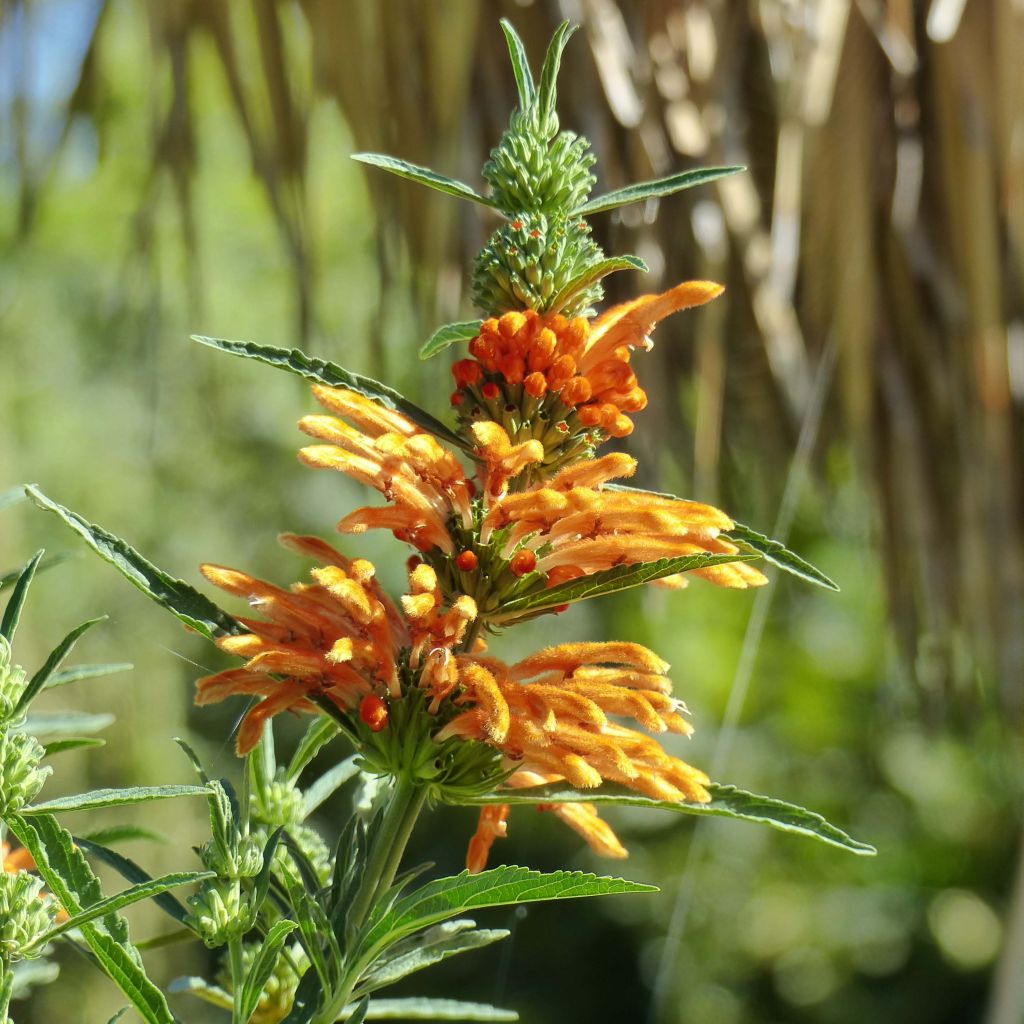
197, 543, 710, 867
296, 388, 766, 612
456, 280, 723, 445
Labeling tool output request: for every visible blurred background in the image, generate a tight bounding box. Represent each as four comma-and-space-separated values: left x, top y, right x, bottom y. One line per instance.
2, 1, 1023, 1021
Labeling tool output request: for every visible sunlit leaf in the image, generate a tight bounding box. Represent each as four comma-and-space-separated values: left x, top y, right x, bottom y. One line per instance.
499, 19, 535, 110
191, 336, 471, 453
24, 784, 210, 814
287, 717, 341, 781
0, 549, 43, 642
536, 21, 575, 131
352, 153, 493, 208
42, 737, 106, 756
16, 616, 107, 716
456, 782, 875, 856
15, 711, 114, 737
726, 522, 839, 591
25, 486, 243, 641
361, 998, 518, 1021
419, 321, 483, 361
302, 756, 360, 818
45, 662, 133, 689
239, 919, 299, 1024
575, 166, 744, 216
545, 255, 646, 315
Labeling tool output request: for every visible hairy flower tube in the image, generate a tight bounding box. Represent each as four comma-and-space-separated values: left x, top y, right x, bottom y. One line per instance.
197, 538, 710, 865
296, 387, 765, 625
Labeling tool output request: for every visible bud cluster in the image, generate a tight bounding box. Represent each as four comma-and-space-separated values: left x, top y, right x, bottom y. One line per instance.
0, 873, 56, 962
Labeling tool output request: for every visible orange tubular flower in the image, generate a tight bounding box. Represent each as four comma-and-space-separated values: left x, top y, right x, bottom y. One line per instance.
455, 280, 723, 450
293, 387, 766, 612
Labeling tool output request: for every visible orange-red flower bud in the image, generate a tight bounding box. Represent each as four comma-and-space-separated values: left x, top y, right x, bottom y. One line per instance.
482, 382, 501, 401
510, 548, 538, 576
450, 391, 464, 406
524, 372, 548, 398
359, 694, 388, 732
455, 549, 479, 572
452, 358, 483, 387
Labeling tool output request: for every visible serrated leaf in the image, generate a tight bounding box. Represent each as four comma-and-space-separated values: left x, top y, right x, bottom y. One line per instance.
359, 921, 508, 994
191, 336, 471, 454
490, 552, 757, 620
7, 813, 174, 1024
36, 870, 213, 946
25, 486, 243, 641
499, 19, 535, 110
362, 867, 654, 956
75, 837, 193, 926
725, 521, 839, 591
456, 782, 875, 856
1, 549, 43, 642
362, 998, 518, 1021
45, 662, 133, 689
287, 717, 341, 781
239, 919, 299, 1023
545, 255, 647, 315
419, 320, 483, 361
352, 153, 493, 208
575, 166, 744, 216
302, 756, 360, 818
43, 737, 106, 756
15, 711, 114, 737
16, 616, 107, 715
24, 784, 210, 814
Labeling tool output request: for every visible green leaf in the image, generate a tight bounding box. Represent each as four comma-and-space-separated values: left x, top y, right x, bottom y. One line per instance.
302, 756, 360, 818
43, 737, 106, 756
419, 320, 483, 361
7, 813, 175, 1024
545, 255, 647, 315
499, 19, 535, 110
45, 662, 134, 689
15, 710, 114, 737
362, 998, 518, 1021
287, 717, 341, 781
359, 920, 508, 995
0, 552, 74, 594
81, 825, 167, 846
106, 1009, 131, 1024
344, 996, 371, 1024
36, 870, 214, 946
25, 486, 244, 641
1, 549, 43, 642
191, 336, 472, 454
362, 867, 654, 955
575, 166, 745, 216
456, 783, 875, 856
239, 919, 299, 1023
536, 22, 575, 132
352, 153, 493, 208
168, 975, 233, 1010
490, 552, 758, 620
24, 784, 210, 814
725, 521, 839, 591
75, 836, 193, 927
16, 616, 107, 716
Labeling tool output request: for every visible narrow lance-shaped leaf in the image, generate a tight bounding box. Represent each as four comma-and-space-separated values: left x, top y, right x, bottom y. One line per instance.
419, 320, 483, 361
287, 717, 340, 781
7, 813, 175, 1024
191, 336, 472, 454
302, 755, 360, 818
25, 486, 244, 641
43, 737, 106, 756
0, 552, 72, 594
24, 784, 210, 815
575, 166, 745, 216
45, 662, 133, 689
238, 919, 299, 1024
490, 552, 759, 620
535, 21, 575, 132
0, 549, 43, 642
454, 782, 875, 856
16, 616, 107, 716
545, 255, 646, 315
499, 19, 535, 110
15, 710, 114, 737
359, 998, 518, 1021
352, 153, 493, 208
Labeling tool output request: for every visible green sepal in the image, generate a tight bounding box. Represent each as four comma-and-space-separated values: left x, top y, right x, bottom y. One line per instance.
419, 321, 483, 361
455, 782, 875, 856
352, 153, 493, 208
191, 336, 471, 454
489, 552, 759, 621
25, 486, 243, 641
24, 784, 210, 814
575, 166, 745, 215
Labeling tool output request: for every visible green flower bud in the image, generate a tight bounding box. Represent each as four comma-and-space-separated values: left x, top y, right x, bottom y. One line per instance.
255, 823, 331, 886
472, 213, 605, 318
252, 770, 305, 829
0, 731, 50, 815
196, 832, 263, 881
0, 639, 28, 725
186, 879, 250, 949
217, 941, 308, 1024
0, 873, 57, 961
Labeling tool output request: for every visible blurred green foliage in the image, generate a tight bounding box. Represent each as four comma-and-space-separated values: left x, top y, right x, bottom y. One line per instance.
2, 3, 1022, 1023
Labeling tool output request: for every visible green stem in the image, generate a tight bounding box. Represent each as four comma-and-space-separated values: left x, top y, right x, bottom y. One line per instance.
228, 933, 245, 1024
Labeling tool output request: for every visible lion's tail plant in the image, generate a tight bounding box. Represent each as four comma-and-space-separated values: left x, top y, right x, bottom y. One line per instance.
18, 20, 873, 1024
